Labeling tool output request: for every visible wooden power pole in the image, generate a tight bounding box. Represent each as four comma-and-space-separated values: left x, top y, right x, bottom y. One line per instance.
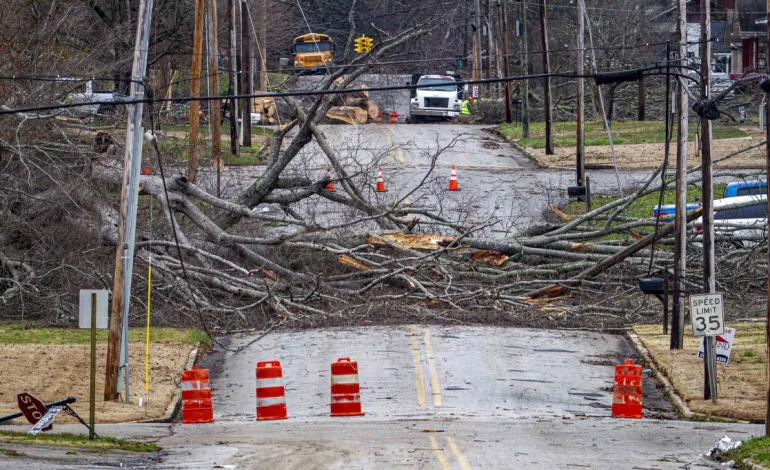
671, 0, 689, 350
700, 0, 718, 402
228, 0, 239, 157
576, 0, 585, 187
500, 0, 512, 123
105, 0, 154, 401
241, 0, 252, 147
475, 0, 483, 89
258, 0, 268, 92
765, 0, 770, 438
188, 0, 205, 184
539, 0, 554, 155
521, 0, 530, 137
207, 0, 223, 190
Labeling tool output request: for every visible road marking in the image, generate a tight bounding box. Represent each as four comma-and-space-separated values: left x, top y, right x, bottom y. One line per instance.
429, 436, 450, 470
410, 325, 426, 406
446, 437, 472, 470
397, 146, 404, 164
423, 327, 442, 407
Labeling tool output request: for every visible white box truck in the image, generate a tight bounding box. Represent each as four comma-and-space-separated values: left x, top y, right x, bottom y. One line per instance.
407, 74, 463, 123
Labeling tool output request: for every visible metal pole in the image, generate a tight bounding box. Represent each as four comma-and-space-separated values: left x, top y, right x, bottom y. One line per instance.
500, 0, 512, 123
576, 1, 585, 187
671, 0, 689, 351
539, 0, 554, 155
476, 0, 483, 93
638, 78, 646, 121
700, 0, 718, 402
520, 0, 530, 137
105, 0, 154, 402
765, 0, 770, 438
89, 293, 96, 440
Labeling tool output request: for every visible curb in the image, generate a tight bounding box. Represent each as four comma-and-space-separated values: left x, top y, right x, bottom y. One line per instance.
625, 331, 695, 419
745, 459, 770, 470
626, 331, 751, 424
138, 342, 199, 424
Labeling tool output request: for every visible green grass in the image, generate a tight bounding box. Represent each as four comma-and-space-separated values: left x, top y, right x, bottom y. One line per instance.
0, 324, 211, 348
564, 183, 728, 220
715, 436, 770, 468
499, 121, 748, 149
0, 431, 159, 453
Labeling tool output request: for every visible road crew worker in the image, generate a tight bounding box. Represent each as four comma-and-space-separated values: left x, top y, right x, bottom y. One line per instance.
461, 97, 472, 115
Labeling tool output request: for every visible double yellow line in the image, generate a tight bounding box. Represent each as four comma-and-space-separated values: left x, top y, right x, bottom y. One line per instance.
386, 127, 405, 164
429, 436, 472, 470
410, 325, 442, 407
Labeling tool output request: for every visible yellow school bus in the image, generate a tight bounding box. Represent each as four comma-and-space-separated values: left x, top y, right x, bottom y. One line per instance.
292, 33, 334, 74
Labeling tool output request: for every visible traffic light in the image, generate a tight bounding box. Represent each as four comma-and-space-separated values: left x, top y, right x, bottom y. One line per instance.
354, 36, 372, 54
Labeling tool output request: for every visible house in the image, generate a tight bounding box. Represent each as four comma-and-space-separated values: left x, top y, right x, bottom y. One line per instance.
686, 0, 767, 75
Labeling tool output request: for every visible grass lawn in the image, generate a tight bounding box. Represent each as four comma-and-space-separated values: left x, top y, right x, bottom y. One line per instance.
634, 323, 768, 421
499, 121, 748, 149
715, 436, 770, 468
0, 431, 159, 453
563, 183, 728, 220
0, 323, 210, 348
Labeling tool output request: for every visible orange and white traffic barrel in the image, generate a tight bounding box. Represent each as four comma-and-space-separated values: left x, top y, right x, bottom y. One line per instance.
181, 365, 214, 424
330, 357, 364, 417
611, 359, 643, 419
256, 361, 288, 420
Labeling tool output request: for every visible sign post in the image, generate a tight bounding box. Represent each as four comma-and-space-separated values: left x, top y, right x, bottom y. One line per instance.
80, 289, 108, 440
690, 292, 724, 402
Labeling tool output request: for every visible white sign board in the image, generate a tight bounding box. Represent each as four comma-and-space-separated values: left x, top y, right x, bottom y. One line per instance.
79, 289, 109, 329
689, 293, 725, 337
698, 327, 736, 364
472, 85, 479, 98
28, 406, 61, 435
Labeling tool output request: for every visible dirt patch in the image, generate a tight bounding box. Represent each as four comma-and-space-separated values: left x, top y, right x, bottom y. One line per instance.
0, 343, 194, 424
633, 322, 767, 422
528, 137, 766, 170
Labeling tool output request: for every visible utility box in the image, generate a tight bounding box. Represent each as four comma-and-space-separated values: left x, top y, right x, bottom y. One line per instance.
638, 278, 665, 295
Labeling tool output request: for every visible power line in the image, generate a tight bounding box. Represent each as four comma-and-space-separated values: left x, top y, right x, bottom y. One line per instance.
0, 68, 699, 116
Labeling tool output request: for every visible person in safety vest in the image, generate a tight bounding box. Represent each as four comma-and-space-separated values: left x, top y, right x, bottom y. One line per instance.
461, 96, 473, 115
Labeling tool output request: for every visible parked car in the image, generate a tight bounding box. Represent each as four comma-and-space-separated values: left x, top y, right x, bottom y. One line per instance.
652, 203, 700, 218
723, 180, 767, 198
693, 194, 767, 247
64, 80, 125, 115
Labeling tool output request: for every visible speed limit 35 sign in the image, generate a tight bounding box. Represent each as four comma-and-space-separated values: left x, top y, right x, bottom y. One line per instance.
689, 293, 725, 337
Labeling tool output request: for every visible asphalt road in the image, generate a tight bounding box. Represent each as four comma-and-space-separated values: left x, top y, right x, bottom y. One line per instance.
198, 124, 658, 235
1, 326, 762, 469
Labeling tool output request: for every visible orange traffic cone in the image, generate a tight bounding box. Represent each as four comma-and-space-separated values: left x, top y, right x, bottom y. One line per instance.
325, 168, 335, 192
376, 167, 386, 192
447, 165, 459, 191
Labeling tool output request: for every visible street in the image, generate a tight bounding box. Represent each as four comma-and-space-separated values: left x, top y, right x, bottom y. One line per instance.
1, 326, 763, 469
198, 124, 657, 235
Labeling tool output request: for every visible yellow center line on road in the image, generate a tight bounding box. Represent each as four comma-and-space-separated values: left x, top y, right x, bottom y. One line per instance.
397, 146, 404, 164
429, 436, 450, 470
446, 437, 472, 470
423, 327, 442, 407
410, 324, 427, 407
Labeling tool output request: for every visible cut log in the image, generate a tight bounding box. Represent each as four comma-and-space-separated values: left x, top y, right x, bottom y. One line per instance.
368, 233, 458, 251
326, 106, 368, 125
366, 102, 379, 120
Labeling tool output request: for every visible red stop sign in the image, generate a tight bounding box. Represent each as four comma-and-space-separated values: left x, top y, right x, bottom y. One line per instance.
17, 392, 51, 430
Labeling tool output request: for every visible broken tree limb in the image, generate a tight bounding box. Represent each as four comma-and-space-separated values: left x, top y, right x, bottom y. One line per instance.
524, 207, 703, 299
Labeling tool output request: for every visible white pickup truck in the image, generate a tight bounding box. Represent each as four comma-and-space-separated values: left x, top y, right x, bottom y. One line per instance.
65, 80, 124, 115
407, 75, 463, 123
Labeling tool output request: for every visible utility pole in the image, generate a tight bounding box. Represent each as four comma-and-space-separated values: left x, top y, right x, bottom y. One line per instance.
207, 0, 223, 197
258, 0, 268, 92
228, 0, 240, 157
188, 0, 205, 184
700, 0, 718, 402
576, 0, 585, 187
485, 0, 492, 84
241, 0, 252, 147
476, 0, 483, 93
105, 0, 154, 402
471, 9, 479, 82
539, 0, 554, 155
521, 0, 530, 137
500, 0, 512, 123
671, 0, 688, 351
764, 0, 770, 438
